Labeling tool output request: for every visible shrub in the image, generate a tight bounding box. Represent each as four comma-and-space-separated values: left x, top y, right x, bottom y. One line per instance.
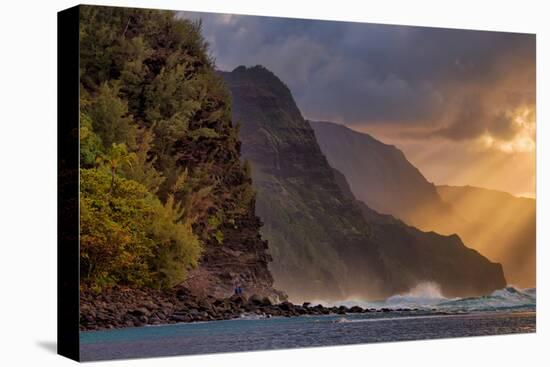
80, 168, 201, 290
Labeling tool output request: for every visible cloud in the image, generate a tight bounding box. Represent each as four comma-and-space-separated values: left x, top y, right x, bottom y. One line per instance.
179, 11, 535, 147
433, 95, 488, 140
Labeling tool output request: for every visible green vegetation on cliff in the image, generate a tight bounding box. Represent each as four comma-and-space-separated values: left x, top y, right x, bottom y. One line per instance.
78, 6, 260, 291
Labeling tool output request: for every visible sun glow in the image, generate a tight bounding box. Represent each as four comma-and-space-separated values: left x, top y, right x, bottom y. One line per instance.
477, 107, 535, 154
432, 184, 536, 287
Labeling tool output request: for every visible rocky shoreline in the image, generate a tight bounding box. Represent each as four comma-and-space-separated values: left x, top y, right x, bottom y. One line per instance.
80, 287, 447, 331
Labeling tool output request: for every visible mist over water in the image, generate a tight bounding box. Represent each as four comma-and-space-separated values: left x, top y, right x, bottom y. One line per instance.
309, 282, 536, 313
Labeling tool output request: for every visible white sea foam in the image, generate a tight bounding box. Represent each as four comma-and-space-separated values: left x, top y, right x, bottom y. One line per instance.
380, 282, 454, 308
238, 312, 270, 320
437, 286, 536, 312
308, 283, 535, 313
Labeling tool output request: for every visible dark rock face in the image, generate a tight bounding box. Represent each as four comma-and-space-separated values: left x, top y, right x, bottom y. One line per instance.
221, 66, 389, 301
180, 209, 286, 303
332, 168, 507, 297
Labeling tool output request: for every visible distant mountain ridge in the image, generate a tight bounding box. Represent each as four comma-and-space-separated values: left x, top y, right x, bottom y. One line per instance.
311, 121, 439, 214
437, 185, 535, 288
332, 168, 506, 297
311, 120, 534, 288
221, 65, 506, 301
310, 120, 466, 235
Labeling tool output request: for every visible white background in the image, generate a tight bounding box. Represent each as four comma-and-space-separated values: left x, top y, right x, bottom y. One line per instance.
0, 0, 548, 365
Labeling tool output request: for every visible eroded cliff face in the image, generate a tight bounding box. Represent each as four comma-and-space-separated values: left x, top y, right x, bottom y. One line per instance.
222, 66, 389, 301
310, 120, 466, 235
332, 169, 507, 298
181, 200, 286, 301
222, 65, 506, 301
172, 95, 285, 301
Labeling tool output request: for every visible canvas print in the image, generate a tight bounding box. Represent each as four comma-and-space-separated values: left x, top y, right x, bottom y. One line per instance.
69, 5, 535, 361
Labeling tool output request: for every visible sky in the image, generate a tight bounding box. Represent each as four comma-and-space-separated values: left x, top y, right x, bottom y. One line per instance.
179, 11, 536, 198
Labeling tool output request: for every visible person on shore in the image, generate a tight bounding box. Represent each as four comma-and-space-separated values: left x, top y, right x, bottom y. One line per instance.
234, 285, 244, 295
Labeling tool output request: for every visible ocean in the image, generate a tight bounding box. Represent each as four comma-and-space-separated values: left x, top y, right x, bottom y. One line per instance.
79, 286, 536, 361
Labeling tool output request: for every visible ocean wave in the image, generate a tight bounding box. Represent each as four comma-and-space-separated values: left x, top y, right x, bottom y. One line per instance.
311, 283, 536, 313
437, 286, 536, 312
377, 282, 453, 308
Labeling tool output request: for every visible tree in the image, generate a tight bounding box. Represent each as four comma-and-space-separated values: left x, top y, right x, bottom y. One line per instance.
80, 168, 201, 290
86, 82, 136, 150
80, 168, 157, 289
95, 143, 135, 194
80, 112, 103, 167
148, 194, 201, 287
120, 128, 165, 194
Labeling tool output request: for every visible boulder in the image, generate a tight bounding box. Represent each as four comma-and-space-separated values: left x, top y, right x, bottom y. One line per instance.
198, 299, 213, 312
349, 306, 364, 313
279, 301, 295, 311
251, 294, 273, 307
229, 294, 247, 305
128, 307, 150, 317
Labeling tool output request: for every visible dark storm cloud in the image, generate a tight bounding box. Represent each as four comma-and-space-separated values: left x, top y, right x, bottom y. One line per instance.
179, 11, 535, 141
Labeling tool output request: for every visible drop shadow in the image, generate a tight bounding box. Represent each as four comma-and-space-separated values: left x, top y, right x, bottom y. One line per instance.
36, 340, 57, 354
